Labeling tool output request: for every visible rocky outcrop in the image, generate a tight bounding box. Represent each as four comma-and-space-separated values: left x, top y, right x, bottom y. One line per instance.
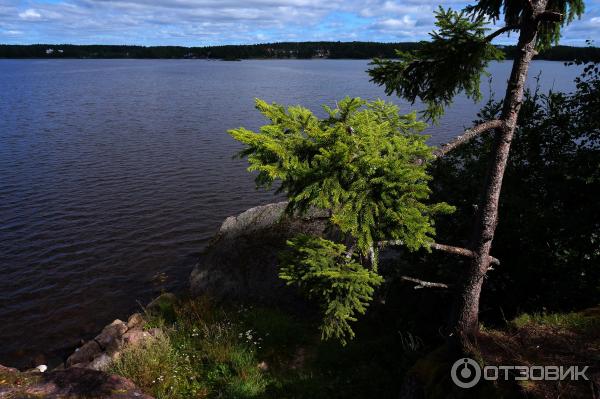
190, 201, 331, 305
64, 312, 157, 372
1, 297, 178, 398
0, 364, 152, 398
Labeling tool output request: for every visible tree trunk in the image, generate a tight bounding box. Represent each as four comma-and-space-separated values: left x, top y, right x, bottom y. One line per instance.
450, 5, 545, 351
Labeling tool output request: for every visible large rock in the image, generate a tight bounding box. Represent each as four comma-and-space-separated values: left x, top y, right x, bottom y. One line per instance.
65, 340, 102, 368
0, 364, 153, 398
126, 313, 144, 330
64, 315, 154, 372
94, 319, 128, 353
122, 329, 153, 347
190, 201, 331, 305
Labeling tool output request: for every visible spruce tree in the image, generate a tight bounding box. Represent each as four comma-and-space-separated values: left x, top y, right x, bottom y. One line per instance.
229, 98, 453, 342
369, 0, 585, 350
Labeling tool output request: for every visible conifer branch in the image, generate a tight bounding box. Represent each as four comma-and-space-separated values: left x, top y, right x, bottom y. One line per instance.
400, 276, 450, 289
433, 119, 504, 158
380, 240, 500, 266
485, 25, 521, 42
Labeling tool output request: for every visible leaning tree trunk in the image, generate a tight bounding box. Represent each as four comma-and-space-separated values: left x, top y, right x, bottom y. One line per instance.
450, 6, 545, 351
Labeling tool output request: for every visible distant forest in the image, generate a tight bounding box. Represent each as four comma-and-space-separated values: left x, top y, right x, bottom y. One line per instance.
1, 42, 599, 61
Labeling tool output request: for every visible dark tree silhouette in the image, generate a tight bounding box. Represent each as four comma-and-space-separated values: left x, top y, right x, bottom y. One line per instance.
369, 0, 585, 351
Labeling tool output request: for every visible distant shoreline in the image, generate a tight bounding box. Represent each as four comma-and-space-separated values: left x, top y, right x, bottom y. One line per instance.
0, 58, 589, 62
1, 42, 599, 62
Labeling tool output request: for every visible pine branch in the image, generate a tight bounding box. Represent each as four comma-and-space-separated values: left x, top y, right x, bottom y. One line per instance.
380, 240, 501, 266
400, 276, 450, 289
433, 119, 504, 158
485, 25, 521, 42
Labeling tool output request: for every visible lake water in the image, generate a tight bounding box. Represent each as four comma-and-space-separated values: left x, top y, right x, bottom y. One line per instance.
0, 59, 583, 367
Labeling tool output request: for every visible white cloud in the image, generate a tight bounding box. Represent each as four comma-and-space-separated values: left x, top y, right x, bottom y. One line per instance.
0, 0, 596, 45
376, 16, 417, 30
18, 8, 42, 21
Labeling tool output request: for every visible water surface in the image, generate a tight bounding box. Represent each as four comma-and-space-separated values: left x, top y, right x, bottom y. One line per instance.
0, 59, 582, 367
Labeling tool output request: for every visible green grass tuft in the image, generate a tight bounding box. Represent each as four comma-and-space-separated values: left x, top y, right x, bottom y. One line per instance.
109, 296, 423, 398
511, 308, 600, 332
109, 299, 270, 399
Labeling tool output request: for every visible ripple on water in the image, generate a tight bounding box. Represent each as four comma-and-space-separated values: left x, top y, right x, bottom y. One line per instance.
0, 59, 582, 368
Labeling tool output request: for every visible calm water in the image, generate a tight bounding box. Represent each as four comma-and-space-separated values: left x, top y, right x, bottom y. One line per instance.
0, 59, 582, 367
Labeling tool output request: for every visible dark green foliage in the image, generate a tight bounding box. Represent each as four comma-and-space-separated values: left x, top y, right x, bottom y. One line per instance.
0, 42, 416, 60
368, 1, 587, 121
279, 235, 383, 343
428, 63, 600, 317
229, 98, 453, 342
467, 0, 585, 49
369, 7, 504, 120
1, 42, 598, 61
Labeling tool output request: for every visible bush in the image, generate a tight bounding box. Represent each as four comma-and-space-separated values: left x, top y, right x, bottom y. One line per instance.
423, 63, 600, 321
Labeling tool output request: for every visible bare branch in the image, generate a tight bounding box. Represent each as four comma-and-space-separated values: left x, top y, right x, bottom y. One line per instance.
430, 243, 500, 266
380, 240, 500, 266
433, 119, 504, 158
485, 25, 521, 42
536, 11, 563, 22
368, 245, 376, 267
400, 276, 450, 289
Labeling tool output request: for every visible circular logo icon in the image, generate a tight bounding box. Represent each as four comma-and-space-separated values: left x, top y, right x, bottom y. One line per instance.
451, 358, 481, 388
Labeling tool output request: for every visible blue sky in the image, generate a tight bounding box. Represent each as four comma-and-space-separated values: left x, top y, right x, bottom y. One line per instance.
0, 0, 598, 46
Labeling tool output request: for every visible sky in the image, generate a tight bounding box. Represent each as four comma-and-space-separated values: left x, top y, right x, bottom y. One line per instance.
0, 0, 598, 46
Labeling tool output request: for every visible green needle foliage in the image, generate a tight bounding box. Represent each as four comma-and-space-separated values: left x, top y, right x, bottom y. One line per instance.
467, 0, 584, 50
279, 235, 383, 344
369, 7, 504, 121
229, 97, 454, 343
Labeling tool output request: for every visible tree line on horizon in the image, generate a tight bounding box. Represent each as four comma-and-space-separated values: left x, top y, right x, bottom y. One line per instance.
0, 41, 598, 61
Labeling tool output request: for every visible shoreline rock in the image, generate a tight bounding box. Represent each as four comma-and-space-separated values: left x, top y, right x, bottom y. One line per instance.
190, 201, 331, 306
0, 292, 180, 398
64, 311, 152, 372
0, 364, 153, 398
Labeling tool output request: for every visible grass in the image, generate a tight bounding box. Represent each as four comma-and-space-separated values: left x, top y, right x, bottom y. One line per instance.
108, 295, 422, 399
477, 306, 600, 399
109, 298, 270, 398
102, 293, 600, 398
511, 307, 600, 332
